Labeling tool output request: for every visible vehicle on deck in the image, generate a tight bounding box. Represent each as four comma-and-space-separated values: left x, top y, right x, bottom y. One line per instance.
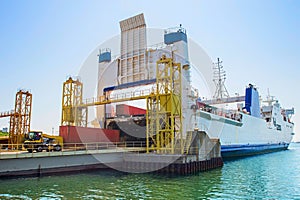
24, 131, 63, 153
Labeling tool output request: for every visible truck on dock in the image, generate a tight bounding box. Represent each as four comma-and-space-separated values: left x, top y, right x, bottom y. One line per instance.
24, 131, 63, 153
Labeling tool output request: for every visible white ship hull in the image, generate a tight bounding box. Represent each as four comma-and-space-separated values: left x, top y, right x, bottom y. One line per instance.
197, 110, 294, 158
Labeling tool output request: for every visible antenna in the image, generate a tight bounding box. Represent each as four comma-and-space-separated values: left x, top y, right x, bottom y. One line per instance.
265, 88, 275, 106
213, 58, 230, 99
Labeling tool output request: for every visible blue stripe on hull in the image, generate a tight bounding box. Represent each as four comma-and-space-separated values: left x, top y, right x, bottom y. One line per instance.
221, 143, 289, 158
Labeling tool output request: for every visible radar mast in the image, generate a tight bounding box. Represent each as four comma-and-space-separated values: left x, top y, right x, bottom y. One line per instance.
213, 58, 230, 100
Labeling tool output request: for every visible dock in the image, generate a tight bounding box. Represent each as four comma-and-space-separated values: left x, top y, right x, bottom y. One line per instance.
0, 142, 145, 178
0, 130, 223, 177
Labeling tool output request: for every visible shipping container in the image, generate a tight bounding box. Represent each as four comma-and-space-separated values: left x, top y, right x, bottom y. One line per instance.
59, 126, 120, 144
116, 104, 146, 117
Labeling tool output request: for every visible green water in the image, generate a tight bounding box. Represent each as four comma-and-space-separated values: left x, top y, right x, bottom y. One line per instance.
1, 143, 300, 199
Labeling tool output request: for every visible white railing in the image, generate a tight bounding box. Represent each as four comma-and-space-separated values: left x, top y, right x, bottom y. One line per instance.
82, 88, 153, 106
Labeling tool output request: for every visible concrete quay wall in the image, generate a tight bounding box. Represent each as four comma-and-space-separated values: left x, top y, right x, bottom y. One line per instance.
0, 152, 123, 178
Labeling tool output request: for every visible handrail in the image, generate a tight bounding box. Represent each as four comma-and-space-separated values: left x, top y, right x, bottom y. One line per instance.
0, 110, 15, 118
80, 88, 153, 107
0, 140, 222, 159
0, 141, 146, 159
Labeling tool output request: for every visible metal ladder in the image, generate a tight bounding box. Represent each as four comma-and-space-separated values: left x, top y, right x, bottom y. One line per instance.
184, 131, 194, 155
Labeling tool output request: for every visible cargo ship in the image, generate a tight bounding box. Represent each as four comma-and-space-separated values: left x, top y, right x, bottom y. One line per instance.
94, 13, 294, 158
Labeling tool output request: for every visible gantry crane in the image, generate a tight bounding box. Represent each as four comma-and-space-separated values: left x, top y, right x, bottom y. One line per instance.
61, 77, 87, 127
62, 55, 184, 154
0, 90, 32, 147
146, 55, 182, 154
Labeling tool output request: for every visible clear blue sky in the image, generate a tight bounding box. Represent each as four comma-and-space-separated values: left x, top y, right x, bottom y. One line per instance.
0, 0, 299, 140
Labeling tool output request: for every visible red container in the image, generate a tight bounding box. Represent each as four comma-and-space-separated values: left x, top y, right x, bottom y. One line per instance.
59, 126, 120, 144
116, 104, 146, 116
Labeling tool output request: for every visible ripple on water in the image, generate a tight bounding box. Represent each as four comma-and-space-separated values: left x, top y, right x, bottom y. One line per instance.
0, 194, 32, 200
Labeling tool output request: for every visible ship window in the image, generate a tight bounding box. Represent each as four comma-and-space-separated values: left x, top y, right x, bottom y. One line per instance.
28, 132, 41, 140
266, 118, 271, 122
273, 118, 276, 126
237, 114, 243, 122
276, 124, 282, 131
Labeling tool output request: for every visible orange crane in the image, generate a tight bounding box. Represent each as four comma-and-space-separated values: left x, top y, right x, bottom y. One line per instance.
0, 90, 32, 148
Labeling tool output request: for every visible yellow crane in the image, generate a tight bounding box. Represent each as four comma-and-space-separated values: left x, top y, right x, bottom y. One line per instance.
0, 90, 32, 148
61, 77, 87, 127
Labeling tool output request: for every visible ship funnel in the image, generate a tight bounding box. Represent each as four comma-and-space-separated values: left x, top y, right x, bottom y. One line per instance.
98, 48, 111, 63
244, 84, 261, 117
164, 25, 190, 83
